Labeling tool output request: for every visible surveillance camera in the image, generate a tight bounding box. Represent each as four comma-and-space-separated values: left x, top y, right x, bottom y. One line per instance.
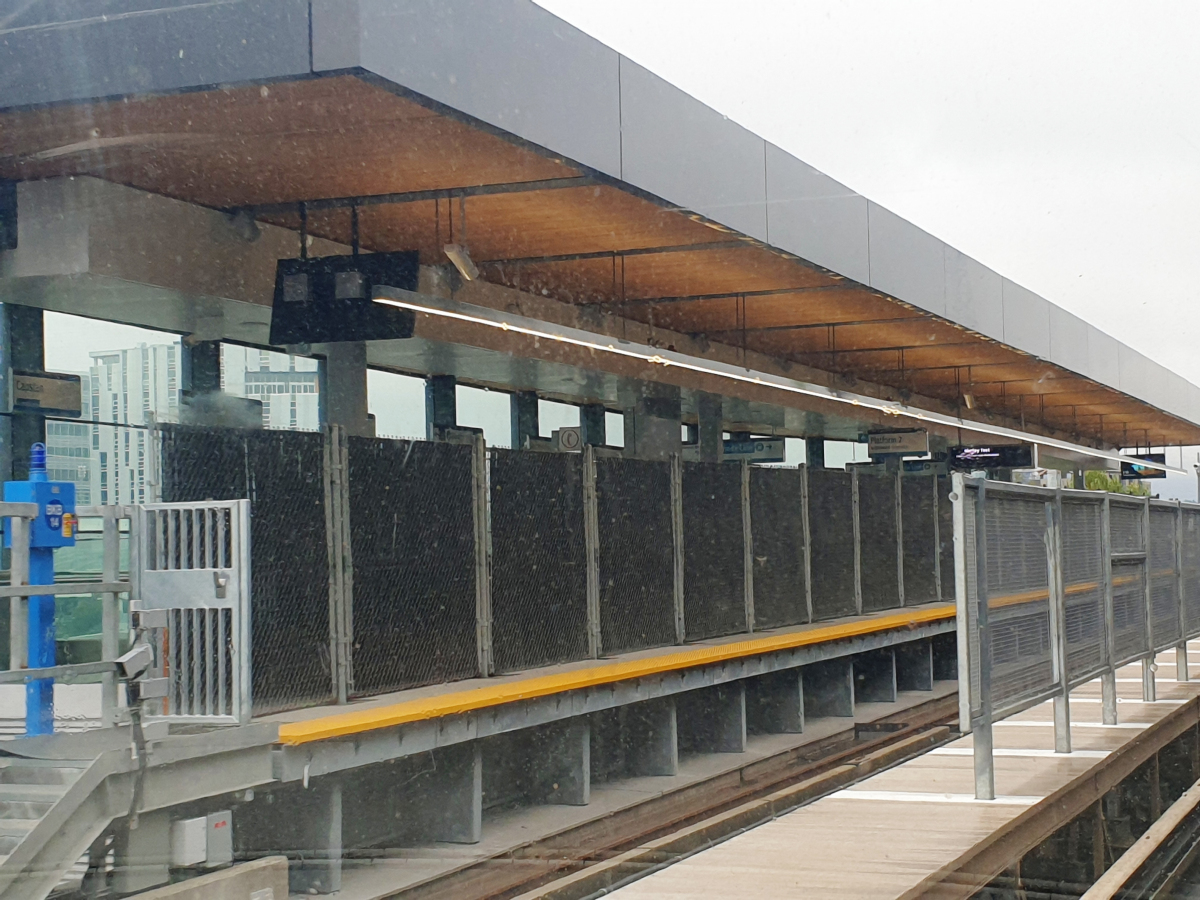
116, 644, 153, 681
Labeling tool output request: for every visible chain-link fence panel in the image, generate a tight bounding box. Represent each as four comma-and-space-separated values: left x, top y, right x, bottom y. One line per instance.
595, 457, 676, 654
1149, 505, 1181, 650
985, 493, 1053, 713
347, 437, 478, 696
489, 450, 588, 672
901, 475, 938, 606
938, 475, 954, 600
857, 472, 900, 612
1062, 499, 1105, 683
749, 467, 807, 630
160, 424, 334, 715
682, 462, 746, 640
1112, 561, 1149, 664
1185, 509, 1200, 637
808, 468, 857, 620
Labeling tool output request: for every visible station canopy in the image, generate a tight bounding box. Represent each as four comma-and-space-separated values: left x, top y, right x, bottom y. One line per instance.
0, 1, 1197, 452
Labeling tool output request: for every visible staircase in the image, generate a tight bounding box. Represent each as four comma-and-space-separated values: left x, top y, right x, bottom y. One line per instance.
0, 759, 89, 864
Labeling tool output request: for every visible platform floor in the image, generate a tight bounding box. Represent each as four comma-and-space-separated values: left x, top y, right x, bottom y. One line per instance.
302, 683, 958, 900
610, 646, 1200, 900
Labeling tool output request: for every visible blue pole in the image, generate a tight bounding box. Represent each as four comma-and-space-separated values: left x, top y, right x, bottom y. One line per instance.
26, 443, 53, 736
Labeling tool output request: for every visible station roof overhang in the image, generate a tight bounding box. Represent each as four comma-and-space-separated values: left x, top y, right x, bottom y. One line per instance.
0, 0, 1197, 456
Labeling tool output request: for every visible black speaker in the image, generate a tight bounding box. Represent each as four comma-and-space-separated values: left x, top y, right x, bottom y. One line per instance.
268, 251, 419, 345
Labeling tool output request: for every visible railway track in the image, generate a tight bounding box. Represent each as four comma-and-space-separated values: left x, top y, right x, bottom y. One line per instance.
376, 692, 958, 900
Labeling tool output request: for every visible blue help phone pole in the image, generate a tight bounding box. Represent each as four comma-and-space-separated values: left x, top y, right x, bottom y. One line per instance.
4, 443, 75, 735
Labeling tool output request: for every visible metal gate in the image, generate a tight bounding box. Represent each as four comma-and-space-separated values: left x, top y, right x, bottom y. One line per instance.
134, 500, 252, 724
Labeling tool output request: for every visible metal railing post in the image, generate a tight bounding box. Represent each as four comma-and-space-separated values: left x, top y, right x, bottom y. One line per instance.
101, 507, 121, 726
1177, 501, 1189, 682
1101, 495, 1118, 725
741, 460, 754, 633
800, 464, 814, 623
1143, 497, 1156, 702
322, 424, 353, 704
1048, 491, 1071, 753
8, 516, 28, 672
895, 468, 905, 607
582, 444, 601, 658
670, 453, 686, 644
852, 467, 863, 616
973, 478, 995, 800
472, 434, 493, 677
952, 473, 971, 735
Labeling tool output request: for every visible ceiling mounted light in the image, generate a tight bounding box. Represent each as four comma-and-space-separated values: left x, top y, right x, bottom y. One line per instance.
444, 243, 479, 282
962, 393, 977, 410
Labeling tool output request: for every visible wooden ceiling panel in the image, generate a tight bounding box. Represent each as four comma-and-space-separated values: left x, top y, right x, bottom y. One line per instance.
0, 76, 573, 207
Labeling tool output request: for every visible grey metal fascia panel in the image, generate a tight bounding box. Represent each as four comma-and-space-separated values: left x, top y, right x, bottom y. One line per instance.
313, 0, 622, 178
763, 144, 868, 283
1001, 278, 1051, 359
0, 0, 311, 110
943, 247, 1003, 342
1048, 305, 1089, 376
619, 57, 768, 241
1118, 344, 1153, 409
866, 202, 946, 316
1086, 325, 1121, 391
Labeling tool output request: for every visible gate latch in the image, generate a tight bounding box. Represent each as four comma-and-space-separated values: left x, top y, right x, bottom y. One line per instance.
213, 571, 229, 599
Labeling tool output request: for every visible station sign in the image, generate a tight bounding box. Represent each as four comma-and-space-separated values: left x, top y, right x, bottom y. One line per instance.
1120, 453, 1167, 480
722, 438, 785, 463
948, 444, 1034, 470
867, 430, 928, 457
9, 369, 82, 417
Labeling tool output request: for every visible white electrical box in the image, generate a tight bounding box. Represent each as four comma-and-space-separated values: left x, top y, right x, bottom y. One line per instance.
169, 809, 233, 868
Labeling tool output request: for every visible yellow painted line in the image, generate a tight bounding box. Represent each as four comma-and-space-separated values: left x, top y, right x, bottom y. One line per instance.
277, 604, 955, 745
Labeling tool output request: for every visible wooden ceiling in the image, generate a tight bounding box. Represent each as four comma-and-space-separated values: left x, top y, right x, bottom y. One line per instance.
0, 74, 1194, 447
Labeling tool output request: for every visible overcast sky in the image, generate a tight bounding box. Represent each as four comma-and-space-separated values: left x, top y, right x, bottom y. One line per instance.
537, 1, 1200, 387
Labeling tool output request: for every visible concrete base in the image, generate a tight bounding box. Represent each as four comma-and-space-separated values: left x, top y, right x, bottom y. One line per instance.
932, 632, 958, 681
623, 698, 679, 777
746, 670, 804, 734
803, 658, 854, 718
678, 683, 747, 754
896, 640, 934, 692
854, 649, 898, 704
126, 856, 288, 899
111, 809, 171, 895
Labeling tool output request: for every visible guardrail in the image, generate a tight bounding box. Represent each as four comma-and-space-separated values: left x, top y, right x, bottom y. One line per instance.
954, 475, 1200, 799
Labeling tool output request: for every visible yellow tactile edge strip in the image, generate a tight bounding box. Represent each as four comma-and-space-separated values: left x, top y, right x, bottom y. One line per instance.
277, 604, 956, 745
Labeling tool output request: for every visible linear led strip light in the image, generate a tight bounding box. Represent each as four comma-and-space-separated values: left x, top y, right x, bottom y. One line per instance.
373, 288, 1183, 475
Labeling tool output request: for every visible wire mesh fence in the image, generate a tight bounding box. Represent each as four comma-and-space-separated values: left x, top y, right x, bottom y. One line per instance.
808, 468, 857, 620
902, 474, 940, 606
857, 472, 900, 613
489, 449, 589, 672
956, 475, 1200, 800
594, 456, 676, 655
160, 424, 333, 715
347, 437, 479, 695
748, 467, 807, 630
681, 462, 747, 641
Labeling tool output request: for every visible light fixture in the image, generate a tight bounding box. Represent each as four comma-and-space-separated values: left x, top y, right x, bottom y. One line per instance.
962, 393, 976, 410
443, 243, 479, 282
372, 289, 1185, 475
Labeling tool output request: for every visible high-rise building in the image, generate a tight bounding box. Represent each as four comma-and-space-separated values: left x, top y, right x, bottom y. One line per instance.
44, 343, 320, 506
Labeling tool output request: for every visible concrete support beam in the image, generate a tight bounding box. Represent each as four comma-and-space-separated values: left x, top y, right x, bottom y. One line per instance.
697, 391, 724, 463
580, 403, 606, 447
803, 658, 854, 718
541, 720, 591, 806
895, 639, 934, 692
110, 809, 171, 895
931, 632, 958, 681
623, 386, 682, 462
322, 341, 372, 437
426, 373, 457, 440
854, 649, 898, 703
510, 390, 539, 449
236, 778, 343, 894
746, 669, 804, 734
805, 437, 825, 470
396, 743, 482, 843
624, 698, 679, 776
678, 683, 746, 753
